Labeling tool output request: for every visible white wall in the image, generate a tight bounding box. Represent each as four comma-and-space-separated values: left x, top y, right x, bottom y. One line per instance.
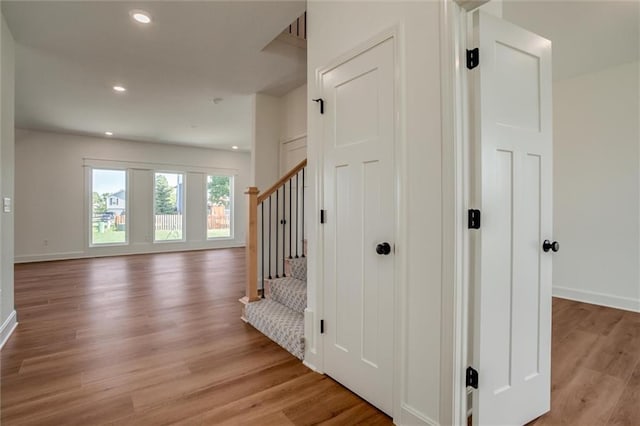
0, 14, 17, 346
552, 60, 640, 311
306, 2, 444, 424
252, 84, 308, 188
280, 83, 307, 142
251, 93, 281, 191
15, 129, 250, 262
280, 84, 307, 174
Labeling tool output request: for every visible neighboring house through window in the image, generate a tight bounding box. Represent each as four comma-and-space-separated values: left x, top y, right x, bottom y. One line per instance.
91, 168, 127, 245
107, 190, 126, 215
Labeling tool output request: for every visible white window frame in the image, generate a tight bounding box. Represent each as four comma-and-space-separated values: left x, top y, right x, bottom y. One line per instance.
153, 171, 187, 243
205, 174, 235, 241
87, 167, 130, 247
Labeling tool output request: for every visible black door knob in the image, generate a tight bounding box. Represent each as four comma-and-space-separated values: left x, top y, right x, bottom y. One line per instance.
543, 240, 560, 253
376, 242, 391, 255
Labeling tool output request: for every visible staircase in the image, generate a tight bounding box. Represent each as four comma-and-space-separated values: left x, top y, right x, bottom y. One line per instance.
241, 159, 307, 360
245, 255, 306, 359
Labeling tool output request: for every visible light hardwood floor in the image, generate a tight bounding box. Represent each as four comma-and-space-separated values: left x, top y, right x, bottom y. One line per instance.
528, 298, 640, 426
2, 249, 391, 425
3, 250, 640, 425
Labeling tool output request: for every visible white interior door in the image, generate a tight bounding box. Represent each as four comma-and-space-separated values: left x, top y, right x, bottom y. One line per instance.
321, 36, 395, 415
470, 11, 553, 426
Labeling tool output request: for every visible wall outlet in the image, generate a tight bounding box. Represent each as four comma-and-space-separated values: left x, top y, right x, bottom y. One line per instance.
3, 197, 10, 213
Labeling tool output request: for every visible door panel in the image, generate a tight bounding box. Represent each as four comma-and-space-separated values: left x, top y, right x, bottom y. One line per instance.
471, 11, 553, 426
322, 37, 395, 415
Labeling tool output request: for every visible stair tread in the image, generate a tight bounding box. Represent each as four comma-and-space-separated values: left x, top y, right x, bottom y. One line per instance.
286, 257, 307, 281
268, 277, 306, 314
246, 299, 304, 360
267, 276, 306, 286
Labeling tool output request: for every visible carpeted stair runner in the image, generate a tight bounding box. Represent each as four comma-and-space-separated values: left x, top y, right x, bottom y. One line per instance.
246, 257, 307, 360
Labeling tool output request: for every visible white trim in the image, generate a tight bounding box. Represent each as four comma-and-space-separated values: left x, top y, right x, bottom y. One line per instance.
304, 56, 323, 369
398, 403, 440, 426
302, 359, 322, 374
440, 1, 471, 425
392, 24, 409, 425
87, 167, 130, 248
0, 310, 18, 350
14, 244, 244, 263
312, 25, 406, 421
303, 307, 322, 371
281, 133, 307, 145
553, 286, 640, 313
15, 250, 86, 263
205, 174, 235, 241
153, 171, 186, 243
83, 157, 239, 176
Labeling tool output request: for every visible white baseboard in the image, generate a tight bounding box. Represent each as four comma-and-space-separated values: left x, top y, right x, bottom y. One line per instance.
302, 359, 322, 373
553, 285, 640, 313
0, 310, 18, 350
15, 244, 245, 263
15, 251, 86, 263
397, 403, 439, 426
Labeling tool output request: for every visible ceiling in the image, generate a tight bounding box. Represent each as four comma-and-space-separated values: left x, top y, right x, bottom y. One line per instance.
2, 1, 307, 150
503, 0, 639, 81
5, 1, 634, 149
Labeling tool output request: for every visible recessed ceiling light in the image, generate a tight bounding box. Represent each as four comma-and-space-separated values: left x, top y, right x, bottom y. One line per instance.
105, 131, 113, 136
130, 10, 152, 24
231, 146, 239, 150
113, 85, 126, 92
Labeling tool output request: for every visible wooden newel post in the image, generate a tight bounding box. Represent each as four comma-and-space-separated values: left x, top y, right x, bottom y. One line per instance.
244, 186, 260, 303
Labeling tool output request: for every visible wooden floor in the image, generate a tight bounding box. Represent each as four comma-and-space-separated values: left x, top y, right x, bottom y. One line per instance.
527, 298, 640, 426
4, 251, 640, 425
2, 249, 391, 425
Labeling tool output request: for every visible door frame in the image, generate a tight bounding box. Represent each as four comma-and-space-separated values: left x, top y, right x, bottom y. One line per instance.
308, 1, 490, 422
309, 25, 408, 420
439, 0, 491, 425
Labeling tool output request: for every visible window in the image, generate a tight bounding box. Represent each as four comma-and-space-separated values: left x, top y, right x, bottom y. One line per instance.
206, 175, 232, 239
91, 169, 127, 245
154, 172, 184, 241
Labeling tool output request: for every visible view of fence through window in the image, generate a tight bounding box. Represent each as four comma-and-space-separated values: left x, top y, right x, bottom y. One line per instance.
92, 169, 127, 245
207, 175, 232, 238
154, 172, 184, 241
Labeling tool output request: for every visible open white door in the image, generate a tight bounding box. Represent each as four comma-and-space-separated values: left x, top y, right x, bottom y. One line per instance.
470, 11, 553, 426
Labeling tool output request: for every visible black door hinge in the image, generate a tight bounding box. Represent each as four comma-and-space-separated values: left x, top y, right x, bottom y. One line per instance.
320, 209, 326, 224
466, 366, 479, 389
468, 209, 481, 229
466, 48, 479, 70
320, 320, 325, 334
312, 98, 325, 114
